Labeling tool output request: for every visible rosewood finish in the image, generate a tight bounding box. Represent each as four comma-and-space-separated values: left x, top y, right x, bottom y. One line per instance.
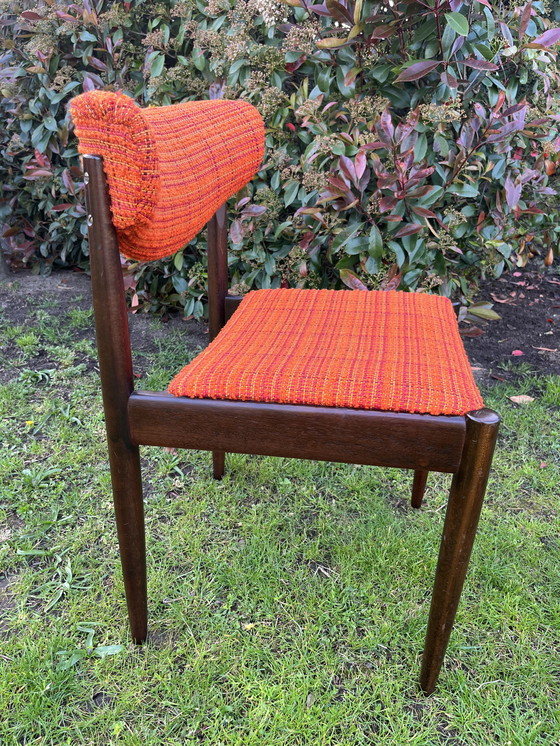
83, 155, 147, 643
128, 392, 466, 473
82, 153, 500, 695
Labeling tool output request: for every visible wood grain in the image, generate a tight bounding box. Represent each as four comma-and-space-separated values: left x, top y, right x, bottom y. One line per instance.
128, 391, 466, 473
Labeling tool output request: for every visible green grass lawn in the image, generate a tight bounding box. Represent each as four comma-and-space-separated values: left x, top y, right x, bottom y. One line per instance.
0, 285, 559, 745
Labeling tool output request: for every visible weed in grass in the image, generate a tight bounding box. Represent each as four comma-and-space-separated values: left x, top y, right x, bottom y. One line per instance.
29, 397, 83, 435
21, 464, 62, 488
14, 331, 41, 357
44, 343, 76, 367
29, 552, 91, 612
18, 368, 55, 385
56, 623, 124, 670
66, 307, 93, 330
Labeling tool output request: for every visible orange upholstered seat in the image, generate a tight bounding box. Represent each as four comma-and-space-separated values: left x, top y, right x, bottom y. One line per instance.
70, 91, 264, 261
168, 288, 483, 417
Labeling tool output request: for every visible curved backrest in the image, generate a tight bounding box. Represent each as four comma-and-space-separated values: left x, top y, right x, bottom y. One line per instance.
70, 91, 265, 261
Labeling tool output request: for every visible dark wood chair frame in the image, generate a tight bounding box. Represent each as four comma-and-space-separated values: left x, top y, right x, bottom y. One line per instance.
83, 154, 500, 695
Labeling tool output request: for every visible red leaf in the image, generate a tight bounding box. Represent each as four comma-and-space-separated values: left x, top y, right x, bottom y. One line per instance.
355, 150, 367, 181
531, 28, 560, 47
493, 91, 506, 114
411, 206, 437, 219
339, 155, 356, 184
87, 56, 108, 72
51, 203, 75, 211
371, 24, 395, 39
229, 219, 243, 244
511, 350, 524, 356
460, 326, 484, 338
407, 186, 433, 198
286, 58, 305, 74
459, 58, 499, 71
56, 10, 79, 22
21, 10, 42, 19
394, 60, 441, 83
440, 71, 458, 88
325, 0, 353, 25
379, 196, 398, 212
379, 109, 394, 139
380, 264, 402, 291
519, 1, 533, 42
242, 204, 267, 217
504, 173, 521, 209
339, 269, 368, 290
360, 141, 386, 151
394, 223, 423, 238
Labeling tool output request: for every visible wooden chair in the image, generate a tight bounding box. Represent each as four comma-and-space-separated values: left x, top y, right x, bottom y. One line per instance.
73, 91, 499, 695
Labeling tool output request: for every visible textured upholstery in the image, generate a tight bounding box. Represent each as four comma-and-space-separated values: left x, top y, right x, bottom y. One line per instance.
168, 289, 483, 416
70, 91, 264, 261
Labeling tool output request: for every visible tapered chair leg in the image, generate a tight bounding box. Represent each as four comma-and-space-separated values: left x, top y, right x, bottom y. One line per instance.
212, 450, 225, 480
83, 155, 148, 645
412, 470, 428, 508
420, 408, 500, 694
109, 440, 147, 644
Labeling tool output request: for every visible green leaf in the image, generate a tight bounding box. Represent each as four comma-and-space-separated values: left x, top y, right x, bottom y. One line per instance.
331, 223, 364, 252
483, 7, 495, 41
79, 30, 97, 43
172, 276, 188, 294
434, 133, 449, 157
468, 303, 501, 321
150, 52, 165, 78
43, 116, 58, 132
173, 252, 184, 271
368, 223, 383, 258
449, 182, 479, 198
414, 134, 428, 162
445, 12, 469, 37
284, 180, 300, 207
93, 645, 125, 658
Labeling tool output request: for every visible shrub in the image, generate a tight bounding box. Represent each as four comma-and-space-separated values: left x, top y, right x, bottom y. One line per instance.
1, 0, 559, 316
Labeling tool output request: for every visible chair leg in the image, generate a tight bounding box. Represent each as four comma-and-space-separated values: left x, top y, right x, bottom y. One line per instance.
212, 450, 225, 480
108, 440, 147, 644
411, 470, 428, 508
420, 408, 500, 695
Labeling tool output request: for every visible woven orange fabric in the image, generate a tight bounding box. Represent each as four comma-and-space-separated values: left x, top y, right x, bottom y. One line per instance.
69, 91, 264, 261
168, 289, 483, 416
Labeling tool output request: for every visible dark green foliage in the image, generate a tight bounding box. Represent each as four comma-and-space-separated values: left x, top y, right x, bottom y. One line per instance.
1, 0, 559, 315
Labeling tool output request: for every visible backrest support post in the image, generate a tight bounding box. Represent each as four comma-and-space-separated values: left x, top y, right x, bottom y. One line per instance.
207, 203, 228, 341
83, 154, 135, 446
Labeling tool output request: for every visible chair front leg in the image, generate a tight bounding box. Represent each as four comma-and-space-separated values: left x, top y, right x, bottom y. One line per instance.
108, 439, 147, 643
420, 408, 500, 694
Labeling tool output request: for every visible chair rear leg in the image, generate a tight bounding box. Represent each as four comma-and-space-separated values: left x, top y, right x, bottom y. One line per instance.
420, 409, 500, 695
212, 450, 225, 480
412, 470, 428, 508
109, 440, 147, 644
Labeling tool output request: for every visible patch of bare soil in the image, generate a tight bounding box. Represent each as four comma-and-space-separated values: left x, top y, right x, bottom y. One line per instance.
0, 269, 207, 365
463, 265, 560, 378
1, 264, 558, 383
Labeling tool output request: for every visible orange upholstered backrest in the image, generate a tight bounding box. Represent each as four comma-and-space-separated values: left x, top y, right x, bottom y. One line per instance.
70, 91, 265, 261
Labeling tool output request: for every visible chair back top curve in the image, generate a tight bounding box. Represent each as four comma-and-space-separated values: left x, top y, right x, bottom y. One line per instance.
70, 91, 265, 262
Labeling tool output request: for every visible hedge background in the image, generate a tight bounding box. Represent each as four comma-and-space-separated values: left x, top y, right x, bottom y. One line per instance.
1, 0, 560, 317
